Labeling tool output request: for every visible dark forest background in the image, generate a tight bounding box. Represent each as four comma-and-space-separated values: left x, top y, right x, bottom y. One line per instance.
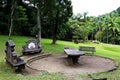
1, 0, 120, 44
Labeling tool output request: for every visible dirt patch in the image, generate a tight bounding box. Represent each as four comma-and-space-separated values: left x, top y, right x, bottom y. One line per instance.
25, 54, 116, 75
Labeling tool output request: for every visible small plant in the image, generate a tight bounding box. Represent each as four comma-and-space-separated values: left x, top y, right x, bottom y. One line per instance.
72, 36, 79, 44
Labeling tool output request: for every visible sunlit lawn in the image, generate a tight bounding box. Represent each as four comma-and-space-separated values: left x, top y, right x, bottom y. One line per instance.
0, 35, 120, 80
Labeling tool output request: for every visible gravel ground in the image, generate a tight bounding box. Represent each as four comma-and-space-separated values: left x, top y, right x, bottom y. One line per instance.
26, 55, 116, 75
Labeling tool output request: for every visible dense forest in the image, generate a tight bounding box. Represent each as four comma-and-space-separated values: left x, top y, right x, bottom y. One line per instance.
0, 0, 120, 44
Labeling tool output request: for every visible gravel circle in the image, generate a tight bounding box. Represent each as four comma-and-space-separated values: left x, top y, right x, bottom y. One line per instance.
27, 55, 116, 74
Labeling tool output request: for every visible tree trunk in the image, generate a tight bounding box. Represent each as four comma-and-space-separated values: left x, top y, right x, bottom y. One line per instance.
52, 34, 57, 44
52, 11, 59, 44
52, 21, 58, 44
37, 4, 41, 45
9, 0, 15, 37
92, 32, 94, 40
106, 26, 109, 43
99, 26, 102, 42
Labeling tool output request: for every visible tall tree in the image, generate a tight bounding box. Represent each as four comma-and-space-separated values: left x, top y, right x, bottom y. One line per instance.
25, 0, 44, 43
9, 0, 15, 37
51, 0, 73, 44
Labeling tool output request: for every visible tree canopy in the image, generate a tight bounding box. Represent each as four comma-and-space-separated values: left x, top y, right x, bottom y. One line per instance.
1, 0, 120, 45
68, 8, 120, 44
0, 0, 73, 44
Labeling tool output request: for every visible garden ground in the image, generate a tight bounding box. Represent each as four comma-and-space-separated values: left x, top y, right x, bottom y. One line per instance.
22, 54, 116, 75
1, 35, 120, 80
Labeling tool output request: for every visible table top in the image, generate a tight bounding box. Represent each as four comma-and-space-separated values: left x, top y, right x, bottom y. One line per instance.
64, 49, 84, 56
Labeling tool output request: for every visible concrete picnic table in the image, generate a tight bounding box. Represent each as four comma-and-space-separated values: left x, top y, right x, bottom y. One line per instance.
64, 48, 85, 64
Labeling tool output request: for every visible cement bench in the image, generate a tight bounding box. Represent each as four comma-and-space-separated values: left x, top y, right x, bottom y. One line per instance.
79, 46, 96, 54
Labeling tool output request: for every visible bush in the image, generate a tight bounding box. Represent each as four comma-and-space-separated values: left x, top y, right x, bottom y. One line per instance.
72, 36, 79, 44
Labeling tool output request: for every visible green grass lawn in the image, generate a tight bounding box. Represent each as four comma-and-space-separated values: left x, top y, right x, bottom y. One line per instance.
0, 35, 120, 80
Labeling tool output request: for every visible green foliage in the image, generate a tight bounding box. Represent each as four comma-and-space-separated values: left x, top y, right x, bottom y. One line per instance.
68, 7, 120, 44
94, 10, 120, 44
67, 13, 95, 41
1, 0, 120, 45
29, 0, 73, 44
0, 1, 10, 34
95, 31, 103, 41
13, 5, 28, 35
51, 0, 73, 44
0, 0, 73, 39
68, 7, 120, 45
